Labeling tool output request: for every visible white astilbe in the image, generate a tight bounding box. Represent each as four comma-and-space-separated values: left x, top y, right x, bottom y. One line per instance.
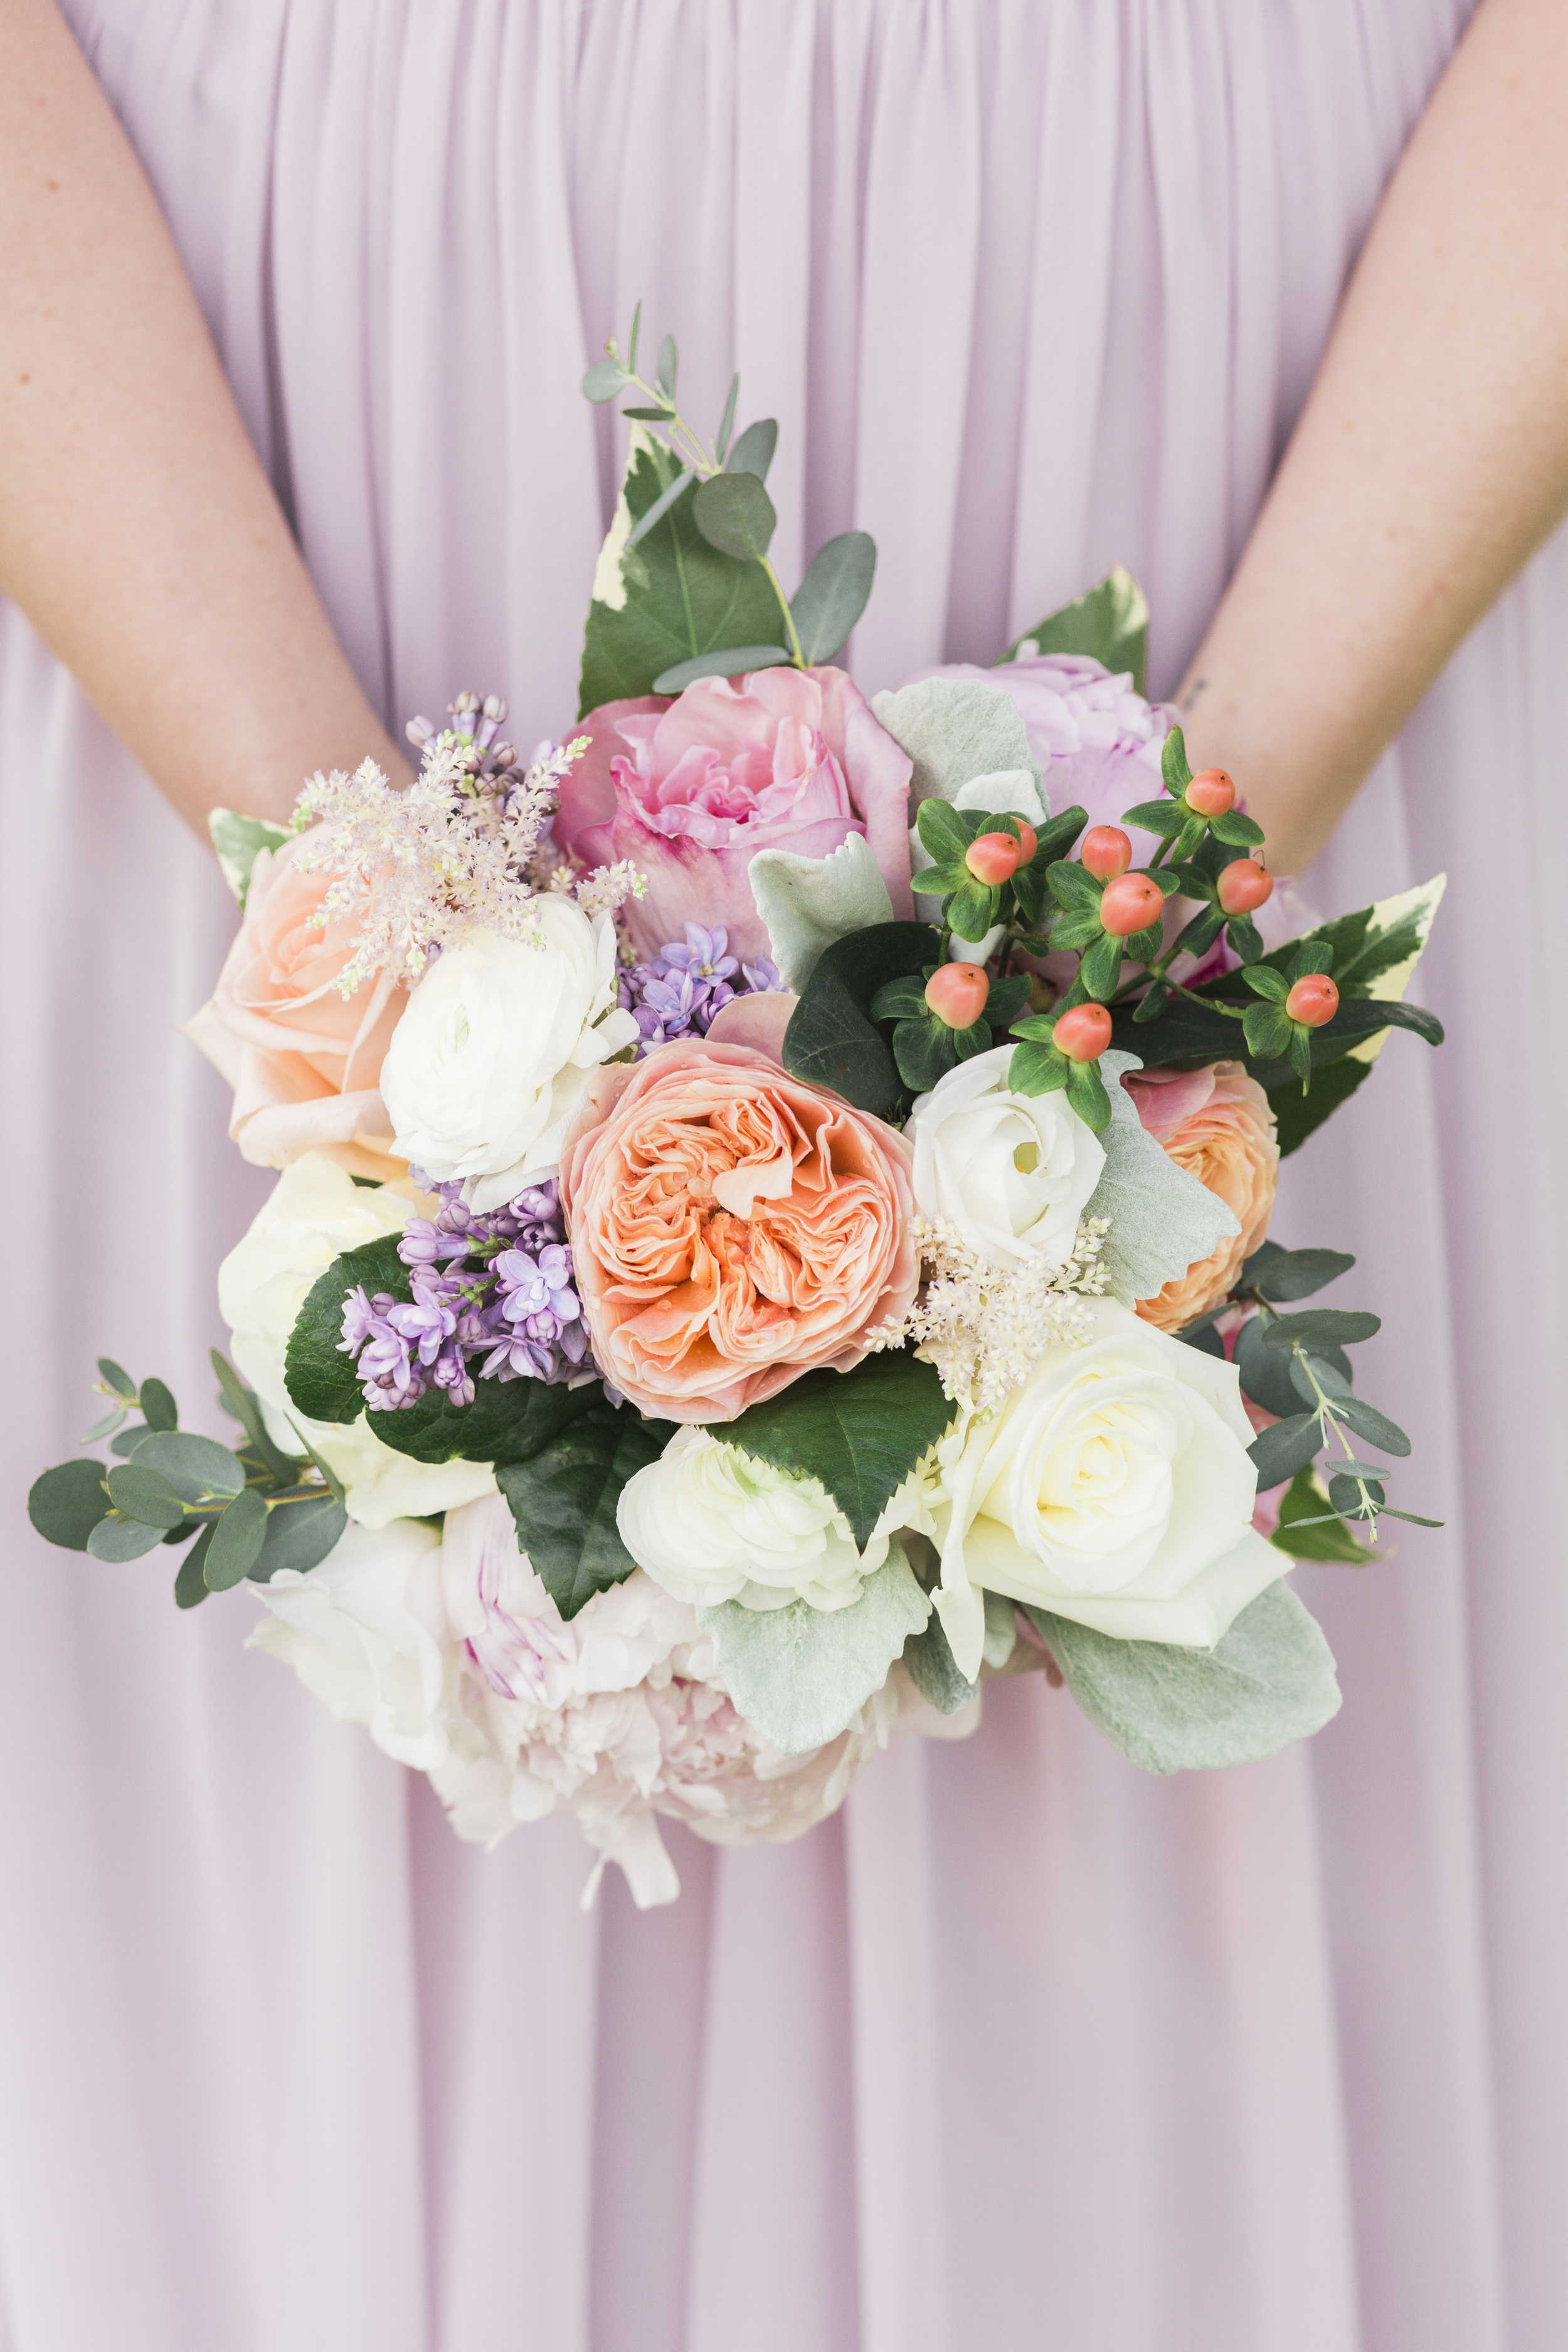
289, 699, 642, 998
871, 1214, 1111, 1414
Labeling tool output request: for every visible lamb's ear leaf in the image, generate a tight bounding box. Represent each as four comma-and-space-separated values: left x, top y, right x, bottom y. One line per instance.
697, 1547, 931, 1755
997, 564, 1150, 695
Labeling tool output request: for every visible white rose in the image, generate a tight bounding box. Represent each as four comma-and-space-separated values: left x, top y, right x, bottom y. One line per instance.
380, 907, 640, 1209
929, 1298, 1282, 1677
617, 1425, 894, 1612
217, 1152, 498, 1528
248, 1515, 453, 1768
905, 1042, 1106, 1266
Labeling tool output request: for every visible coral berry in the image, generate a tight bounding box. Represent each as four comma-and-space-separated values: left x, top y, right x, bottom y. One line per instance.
1098, 872, 1166, 937
924, 961, 991, 1030
965, 832, 1024, 885
1185, 768, 1236, 817
1014, 821, 1038, 865
1216, 857, 1274, 916
1053, 1004, 1113, 1062
1081, 825, 1132, 881
1285, 973, 1339, 1027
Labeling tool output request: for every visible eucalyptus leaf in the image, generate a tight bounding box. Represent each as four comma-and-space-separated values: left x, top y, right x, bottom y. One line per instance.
1262, 1308, 1382, 1350
654, 332, 678, 398
715, 372, 739, 463
105, 1465, 187, 1530
139, 1378, 178, 1433
82, 1409, 127, 1444
212, 1348, 300, 1483
204, 1487, 269, 1589
252, 1493, 348, 1580
692, 470, 778, 563
790, 531, 877, 663
581, 356, 627, 401
1332, 1393, 1412, 1458
623, 463, 697, 550
697, 1547, 931, 1755
174, 1531, 215, 1608
129, 1430, 248, 1503
725, 418, 778, 480
97, 1357, 136, 1399
1328, 1472, 1385, 1516
1248, 1247, 1355, 1301
87, 1515, 167, 1562
27, 1459, 112, 1550
721, 1350, 955, 1554
1022, 1579, 1340, 1773
1248, 1412, 1325, 1490
652, 646, 790, 692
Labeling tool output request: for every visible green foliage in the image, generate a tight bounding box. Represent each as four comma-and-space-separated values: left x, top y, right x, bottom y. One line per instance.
1248, 1412, 1325, 1489
725, 418, 778, 480
209, 809, 292, 909
719, 1351, 955, 1553
781, 921, 941, 1114
106, 1465, 187, 1530
285, 1234, 408, 1423
204, 1486, 270, 1589
127, 1431, 247, 1502
790, 531, 876, 662
87, 1515, 167, 1562
1271, 1468, 1378, 1564
496, 1406, 672, 1621
997, 565, 1150, 694
1261, 1307, 1382, 1350
692, 470, 777, 563
1021, 1582, 1340, 1773
28, 1459, 112, 1550
373, 1364, 606, 1470
139, 1378, 178, 1433
902, 1611, 980, 1714
651, 646, 790, 692
697, 1549, 931, 1754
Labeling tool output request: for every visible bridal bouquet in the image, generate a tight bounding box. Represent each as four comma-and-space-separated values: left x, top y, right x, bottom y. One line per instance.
30, 318, 1445, 1904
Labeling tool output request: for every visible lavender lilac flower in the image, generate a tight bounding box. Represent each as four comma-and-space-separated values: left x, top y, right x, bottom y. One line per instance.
618, 923, 785, 1052
339, 1174, 593, 1412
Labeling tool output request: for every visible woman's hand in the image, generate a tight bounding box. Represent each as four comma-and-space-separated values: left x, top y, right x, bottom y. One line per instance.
0, 0, 409, 831
1177, 0, 1568, 876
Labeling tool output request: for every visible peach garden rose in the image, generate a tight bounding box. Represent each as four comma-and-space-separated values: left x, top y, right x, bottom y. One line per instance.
1123, 1061, 1280, 1332
185, 831, 403, 1179
559, 1036, 919, 1421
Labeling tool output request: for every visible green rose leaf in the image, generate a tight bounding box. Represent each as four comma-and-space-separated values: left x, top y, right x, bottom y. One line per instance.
28, 1459, 112, 1550
719, 1350, 955, 1554
697, 1545, 931, 1754
496, 1406, 673, 1621
285, 1234, 410, 1424
997, 564, 1150, 694
1021, 1580, 1341, 1773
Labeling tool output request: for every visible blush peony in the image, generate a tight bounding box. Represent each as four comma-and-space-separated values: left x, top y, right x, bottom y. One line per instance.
1122, 1062, 1280, 1332
559, 1037, 918, 1421
555, 665, 915, 966
184, 832, 405, 1179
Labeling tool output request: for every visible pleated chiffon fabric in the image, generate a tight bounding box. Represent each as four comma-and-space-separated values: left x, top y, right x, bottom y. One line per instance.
4, 2, 1564, 2346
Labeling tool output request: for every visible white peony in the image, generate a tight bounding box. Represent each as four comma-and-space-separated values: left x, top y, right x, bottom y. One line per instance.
905, 1043, 1106, 1268
617, 1425, 898, 1612
248, 1516, 452, 1767
928, 1298, 1283, 1677
379, 908, 640, 1209
217, 1152, 499, 1528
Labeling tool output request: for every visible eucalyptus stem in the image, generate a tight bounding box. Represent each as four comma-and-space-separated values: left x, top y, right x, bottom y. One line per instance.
758, 554, 806, 666
1249, 1295, 1382, 1538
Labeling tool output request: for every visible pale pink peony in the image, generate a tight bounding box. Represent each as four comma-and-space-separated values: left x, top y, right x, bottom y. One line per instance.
1123, 1062, 1280, 1332
184, 832, 404, 1179
556, 666, 915, 965
431, 1494, 882, 1905
559, 1037, 919, 1422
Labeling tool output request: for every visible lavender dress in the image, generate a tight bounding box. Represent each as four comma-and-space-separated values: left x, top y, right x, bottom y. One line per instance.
5, 4, 1564, 2348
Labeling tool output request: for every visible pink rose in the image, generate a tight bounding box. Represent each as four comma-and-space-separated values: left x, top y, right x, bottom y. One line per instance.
559, 1037, 918, 1422
556, 666, 915, 965
184, 832, 404, 1179
1121, 1061, 1280, 1332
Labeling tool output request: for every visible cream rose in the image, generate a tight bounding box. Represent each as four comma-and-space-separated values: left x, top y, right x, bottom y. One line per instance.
217, 1153, 499, 1528
905, 1043, 1106, 1266
248, 1517, 452, 1766
928, 1298, 1283, 1677
617, 1426, 896, 1612
380, 907, 640, 1210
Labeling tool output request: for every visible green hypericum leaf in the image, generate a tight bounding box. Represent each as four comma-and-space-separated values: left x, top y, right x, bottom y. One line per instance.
1242, 965, 1290, 1002
208, 809, 292, 909
1120, 798, 1185, 838
1046, 859, 1103, 911
87, 1515, 167, 1562
105, 1465, 187, 1530
985, 972, 1032, 1026
1021, 1581, 1340, 1773
916, 796, 972, 866
790, 531, 877, 663
497, 1407, 671, 1621
946, 881, 1000, 944
28, 1459, 112, 1550
97, 1357, 136, 1399
1226, 913, 1264, 965
1079, 930, 1123, 1002
724, 418, 778, 480
720, 1352, 955, 1554
652, 645, 790, 692
1289, 942, 1337, 981
1262, 1307, 1381, 1350
782, 921, 943, 1113
893, 1016, 963, 1091
1133, 981, 1170, 1023
1270, 1467, 1377, 1564
868, 975, 931, 1024
692, 470, 777, 563
1209, 810, 1265, 847
1332, 1392, 1412, 1459
1248, 1412, 1325, 1490
1160, 726, 1193, 793
204, 1487, 270, 1588
902, 1612, 980, 1715
579, 433, 786, 714
174, 1529, 215, 1608
1125, 921, 1163, 964
997, 564, 1150, 694
951, 1019, 991, 1062
128, 1430, 248, 1503
1064, 1057, 1113, 1131
1242, 1002, 1294, 1059
1009, 1040, 1070, 1097
139, 1378, 179, 1433
1248, 1247, 1355, 1301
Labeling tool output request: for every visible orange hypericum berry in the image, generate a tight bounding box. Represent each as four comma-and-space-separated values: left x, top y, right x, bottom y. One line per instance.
1185, 768, 1236, 817
924, 961, 991, 1029
964, 831, 1024, 885
1285, 973, 1339, 1027
1081, 825, 1133, 880
1053, 1004, 1113, 1061
1216, 857, 1274, 915
1098, 872, 1166, 936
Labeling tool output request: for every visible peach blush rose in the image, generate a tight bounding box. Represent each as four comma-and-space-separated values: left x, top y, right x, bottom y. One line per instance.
559, 1037, 918, 1422
185, 832, 404, 1180
1123, 1061, 1280, 1333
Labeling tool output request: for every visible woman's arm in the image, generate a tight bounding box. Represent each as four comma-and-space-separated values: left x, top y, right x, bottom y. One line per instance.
0, 0, 408, 832
1178, 0, 1568, 876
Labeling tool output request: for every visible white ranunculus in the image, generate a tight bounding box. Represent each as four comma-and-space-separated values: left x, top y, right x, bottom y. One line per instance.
380, 908, 640, 1209
218, 1152, 499, 1528
928, 1298, 1283, 1677
248, 1515, 453, 1768
905, 1042, 1106, 1267
617, 1425, 895, 1612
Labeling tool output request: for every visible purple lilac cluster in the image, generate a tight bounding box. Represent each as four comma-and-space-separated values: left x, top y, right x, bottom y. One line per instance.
618, 923, 785, 1052
339, 1177, 591, 1413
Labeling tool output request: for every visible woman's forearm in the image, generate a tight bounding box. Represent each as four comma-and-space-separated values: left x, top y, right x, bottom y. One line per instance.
0, 0, 407, 831
1178, 0, 1568, 876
